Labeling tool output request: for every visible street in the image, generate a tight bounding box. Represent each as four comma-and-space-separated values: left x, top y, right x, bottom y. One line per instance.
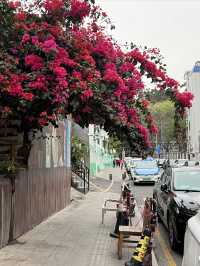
0, 1, 199, 265
93, 168, 183, 266
131, 184, 183, 266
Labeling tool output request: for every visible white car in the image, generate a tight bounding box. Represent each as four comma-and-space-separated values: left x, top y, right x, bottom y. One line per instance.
182, 212, 200, 266
131, 160, 160, 183
125, 157, 142, 173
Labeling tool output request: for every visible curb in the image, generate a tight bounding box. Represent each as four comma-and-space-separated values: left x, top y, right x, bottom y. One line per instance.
152, 249, 159, 266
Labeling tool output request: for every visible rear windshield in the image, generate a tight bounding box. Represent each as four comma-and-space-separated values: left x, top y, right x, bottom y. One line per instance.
135, 161, 157, 169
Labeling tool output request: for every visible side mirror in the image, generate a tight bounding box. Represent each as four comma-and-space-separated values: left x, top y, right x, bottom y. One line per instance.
161, 183, 168, 192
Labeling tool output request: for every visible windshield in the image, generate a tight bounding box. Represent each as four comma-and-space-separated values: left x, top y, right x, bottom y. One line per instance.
135, 161, 157, 169
174, 171, 200, 191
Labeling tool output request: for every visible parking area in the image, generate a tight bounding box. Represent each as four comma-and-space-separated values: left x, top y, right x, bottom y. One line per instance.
132, 184, 183, 266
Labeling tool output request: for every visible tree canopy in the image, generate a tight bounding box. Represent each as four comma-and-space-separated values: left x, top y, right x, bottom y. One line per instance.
0, 0, 193, 153
150, 100, 175, 143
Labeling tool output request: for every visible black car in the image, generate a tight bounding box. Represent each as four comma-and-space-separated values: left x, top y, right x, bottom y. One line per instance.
153, 166, 200, 250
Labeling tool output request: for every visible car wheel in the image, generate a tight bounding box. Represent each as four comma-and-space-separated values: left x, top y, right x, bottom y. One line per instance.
168, 215, 178, 250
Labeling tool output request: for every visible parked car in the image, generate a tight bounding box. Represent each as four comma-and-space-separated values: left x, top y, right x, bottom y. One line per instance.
153, 166, 200, 250
168, 159, 199, 168
182, 212, 200, 266
124, 157, 134, 173
131, 159, 160, 184
125, 157, 142, 173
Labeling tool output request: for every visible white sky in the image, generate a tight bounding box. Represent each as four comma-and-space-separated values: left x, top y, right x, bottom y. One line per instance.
96, 0, 200, 83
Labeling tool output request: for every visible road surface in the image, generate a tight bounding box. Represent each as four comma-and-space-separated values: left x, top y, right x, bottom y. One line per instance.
133, 184, 183, 266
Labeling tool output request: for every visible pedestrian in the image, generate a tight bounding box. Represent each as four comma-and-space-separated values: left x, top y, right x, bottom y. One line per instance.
120, 159, 124, 169
113, 159, 116, 168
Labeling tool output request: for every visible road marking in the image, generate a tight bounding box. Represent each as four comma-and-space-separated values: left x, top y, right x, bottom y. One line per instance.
89, 181, 104, 192
90, 179, 114, 193
103, 179, 114, 192
156, 229, 176, 266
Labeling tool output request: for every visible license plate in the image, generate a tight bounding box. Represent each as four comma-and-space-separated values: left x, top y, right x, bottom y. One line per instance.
143, 177, 151, 181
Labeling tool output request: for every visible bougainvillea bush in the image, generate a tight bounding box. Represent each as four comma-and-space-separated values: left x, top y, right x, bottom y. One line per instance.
0, 0, 193, 152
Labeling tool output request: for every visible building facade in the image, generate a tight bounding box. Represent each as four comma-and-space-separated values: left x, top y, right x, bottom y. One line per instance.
72, 123, 113, 177
185, 61, 200, 159
89, 125, 113, 176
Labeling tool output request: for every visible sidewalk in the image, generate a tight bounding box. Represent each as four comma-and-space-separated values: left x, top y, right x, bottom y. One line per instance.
0, 168, 158, 266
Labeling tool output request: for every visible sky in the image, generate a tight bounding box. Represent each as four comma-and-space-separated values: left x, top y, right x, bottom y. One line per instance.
96, 0, 200, 84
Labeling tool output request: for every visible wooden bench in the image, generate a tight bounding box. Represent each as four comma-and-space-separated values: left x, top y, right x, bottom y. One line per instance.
118, 225, 142, 259
102, 199, 119, 224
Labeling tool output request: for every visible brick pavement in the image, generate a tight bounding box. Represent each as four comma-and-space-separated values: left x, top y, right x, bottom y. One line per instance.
0, 167, 158, 266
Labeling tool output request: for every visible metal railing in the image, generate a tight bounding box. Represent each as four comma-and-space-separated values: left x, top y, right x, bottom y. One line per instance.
71, 162, 89, 194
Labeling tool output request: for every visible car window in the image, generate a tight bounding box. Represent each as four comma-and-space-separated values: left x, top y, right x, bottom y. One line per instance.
173, 170, 200, 191
135, 160, 158, 169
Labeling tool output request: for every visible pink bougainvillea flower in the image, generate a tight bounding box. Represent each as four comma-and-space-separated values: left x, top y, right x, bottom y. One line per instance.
151, 48, 160, 55
128, 48, 145, 63
80, 54, 96, 66
137, 124, 148, 142
72, 70, 82, 80
42, 39, 57, 53
25, 54, 44, 71
21, 33, 30, 44
53, 66, 67, 78
0, 75, 4, 83
57, 77, 68, 88
150, 123, 158, 134
22, 92, 34, 101
44, 0, 64, 12
38, 118, 48, 126
15, 11, 26, 21
69, 0, 90, 21
81, 89, 93, 100
31, 36, 39, 46
93, 38, 117, 61
8, 82, 23, 97
119, 62, 135, 74
8, 1, 21, 9
28, 75, 47, 91
141, 99, 150, 109
0, 0, 193, 149
175, 91, 194, 108
49, 25, 62, 38
165, 76, 179, 89
103, 68, 122, 85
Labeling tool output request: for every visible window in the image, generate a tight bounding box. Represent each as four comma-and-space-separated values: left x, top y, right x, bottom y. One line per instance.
135, 160, 157, 169
173, 171, 200, 191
